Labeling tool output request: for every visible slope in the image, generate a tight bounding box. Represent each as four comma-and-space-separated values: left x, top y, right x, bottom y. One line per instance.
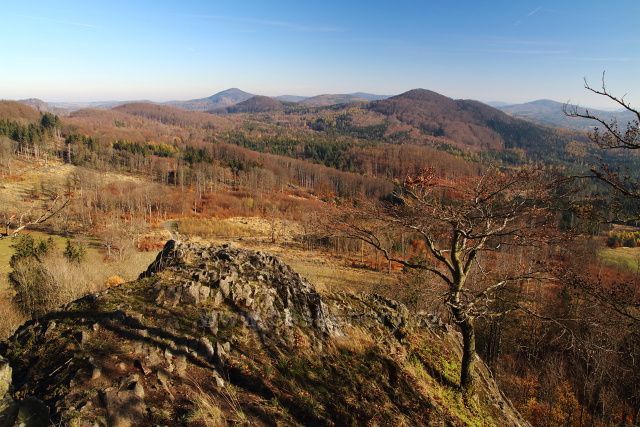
369, 89, 587, 160
222, 95, 288, 114
0, 240, 528, 426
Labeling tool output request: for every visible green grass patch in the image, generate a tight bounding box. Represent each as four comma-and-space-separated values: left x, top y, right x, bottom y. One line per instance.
599, 247, 640, 273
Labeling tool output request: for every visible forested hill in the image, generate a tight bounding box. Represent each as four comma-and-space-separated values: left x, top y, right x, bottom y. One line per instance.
222, 95, 289, 113
368, 89, 589, 161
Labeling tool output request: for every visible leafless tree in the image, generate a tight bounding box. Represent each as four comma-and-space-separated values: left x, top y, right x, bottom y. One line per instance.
335, 166, 561, 393
564, 72, 640, 199
1, 194, 69, 239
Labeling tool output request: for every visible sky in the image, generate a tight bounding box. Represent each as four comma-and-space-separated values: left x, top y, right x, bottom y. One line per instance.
1, 0, 638, 108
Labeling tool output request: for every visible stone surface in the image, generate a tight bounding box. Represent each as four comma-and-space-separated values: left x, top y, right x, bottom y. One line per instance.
142, 241, 342, 343
0, 356, 11, 400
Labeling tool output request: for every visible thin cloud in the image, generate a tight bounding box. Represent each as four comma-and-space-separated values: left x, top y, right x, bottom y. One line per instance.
513, 6, 545, 26
187, 14, 342, 33
527, 7, 542, 17
479, 36, 567, 47
464, 48, 568, 55
571, 56, 632, 62
17, 14, 99, 29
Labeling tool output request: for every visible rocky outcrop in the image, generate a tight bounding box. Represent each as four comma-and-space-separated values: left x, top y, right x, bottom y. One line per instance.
0, 240, 527, 426
140, 241, 341, 343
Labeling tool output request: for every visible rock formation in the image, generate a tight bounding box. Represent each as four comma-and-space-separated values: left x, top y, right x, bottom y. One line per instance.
0, 241, 527, 426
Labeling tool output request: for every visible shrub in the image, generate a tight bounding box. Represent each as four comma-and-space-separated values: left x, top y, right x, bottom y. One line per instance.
10, 257, 60, 317
606, 235, 621, 248
10, 235, 53, 266
63, 239, 86, 264
105, 275, 125, 288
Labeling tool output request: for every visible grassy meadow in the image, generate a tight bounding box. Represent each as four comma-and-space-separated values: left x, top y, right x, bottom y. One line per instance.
599, 246, 640, 274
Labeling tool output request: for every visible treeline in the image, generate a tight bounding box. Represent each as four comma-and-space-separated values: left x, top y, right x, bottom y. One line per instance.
60, 129, 395, 199
309, 113, 388, 140
0, 112, 60, 156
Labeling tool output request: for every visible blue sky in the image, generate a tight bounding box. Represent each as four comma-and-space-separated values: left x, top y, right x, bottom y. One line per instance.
1, 0, 638, 108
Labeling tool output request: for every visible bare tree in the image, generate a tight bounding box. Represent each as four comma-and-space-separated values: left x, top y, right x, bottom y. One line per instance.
564, 75, 640, 324
336, 167, 560, 393
564, 72, 640, 199
1, 194, 69, 239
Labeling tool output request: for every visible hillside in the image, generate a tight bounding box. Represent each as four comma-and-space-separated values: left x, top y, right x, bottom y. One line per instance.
0, 101, 41, 123
369, 89, 587, 158
113, 102, 233, 129
167, 88, 254, 111
301, 93, 388, 107
498, 99, 637, 131
222, 95, 288, 114
0, 240, 527, 426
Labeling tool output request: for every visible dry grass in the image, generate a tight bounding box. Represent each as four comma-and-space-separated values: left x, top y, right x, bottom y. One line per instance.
187, 390, 226, 427
0, 246, 156, 337
187, 383, 249, 426
332, 325, 375, 353
0, 297, 26, 339
282, 255, 396, 294
178, 216, 302, 243
178, 217, 257, 239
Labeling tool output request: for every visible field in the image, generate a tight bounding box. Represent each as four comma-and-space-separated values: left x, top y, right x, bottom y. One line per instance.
599, 247, 640, 274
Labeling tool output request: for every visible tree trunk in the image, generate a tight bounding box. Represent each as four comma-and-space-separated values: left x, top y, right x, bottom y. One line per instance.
457, 314, 476, 394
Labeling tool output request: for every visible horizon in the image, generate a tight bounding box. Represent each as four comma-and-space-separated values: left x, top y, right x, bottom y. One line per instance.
4, 88, 632, 112
1, 0, 639, 109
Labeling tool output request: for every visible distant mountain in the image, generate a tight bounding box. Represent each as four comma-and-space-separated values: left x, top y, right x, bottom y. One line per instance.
349, 92, 390, 101
276, 95, 309, 103
18, 98, 70, 116
222, 95, 288, 113
167, 88, 254, 111
301, 93, 389, 107
498, 99, 636, 131
48, 100, 150, 112
485, 101, 510, 108
369, 89, 585, 159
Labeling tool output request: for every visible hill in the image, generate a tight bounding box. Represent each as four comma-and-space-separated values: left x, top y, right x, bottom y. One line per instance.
222, 95, 287, 113
497, 99, 637, 131
167, 88, 254, 111
276, 95, 309, 103
113, 102, 232, 129
16, 98, 70, 116
369, 89, 586, 158
0, 240, 526, 426
0, 101, 42, 123
301, 93, 388, 107
48, 100, 151, 112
